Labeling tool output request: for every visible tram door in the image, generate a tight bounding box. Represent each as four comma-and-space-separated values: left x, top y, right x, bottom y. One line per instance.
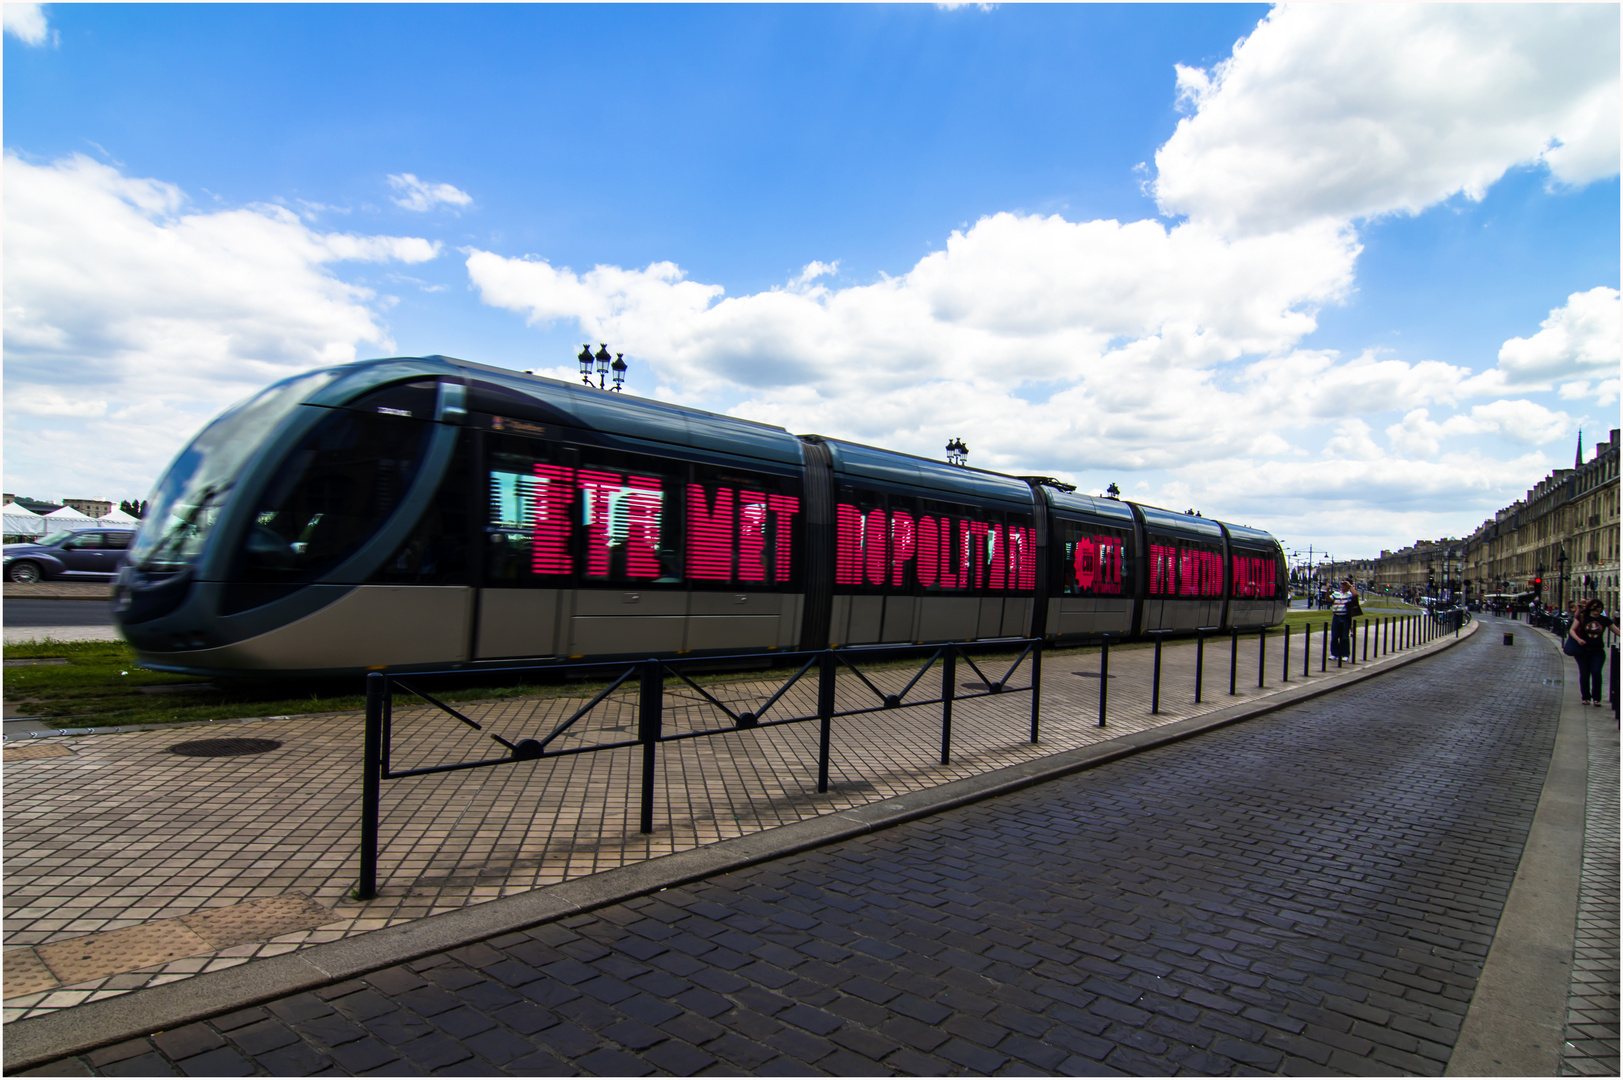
1048, 520, 1133, 638
1141, 532, 1225, 631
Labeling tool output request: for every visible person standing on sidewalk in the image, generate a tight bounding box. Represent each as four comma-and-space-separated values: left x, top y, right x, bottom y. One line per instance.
1330, 578, 1357, 663
1566, 598, 1616, 706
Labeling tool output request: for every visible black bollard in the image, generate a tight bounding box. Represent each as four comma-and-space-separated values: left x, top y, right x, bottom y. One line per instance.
1097, 637, 1109, 727
1195, 630, 1205, 703
1229, 629, 1239, 695
1151, 636, 1163, 715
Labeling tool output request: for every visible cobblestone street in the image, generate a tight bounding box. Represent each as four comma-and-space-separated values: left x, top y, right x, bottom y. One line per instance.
21, 618, 1587, 1076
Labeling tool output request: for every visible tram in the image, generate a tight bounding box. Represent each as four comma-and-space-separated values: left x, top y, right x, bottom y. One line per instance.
114, 356, 1287, 676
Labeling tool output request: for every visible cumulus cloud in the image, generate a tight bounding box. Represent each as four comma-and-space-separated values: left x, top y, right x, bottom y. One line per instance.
4, 153, 440, 495
387, 173, 473, 212
4, 2, 51, 45
1458, 287, 1621, 405
469, 212, 1387, 478
1155, 5, 1620, 235
1386, 401, 1574, 457
462, 4, 1614, 555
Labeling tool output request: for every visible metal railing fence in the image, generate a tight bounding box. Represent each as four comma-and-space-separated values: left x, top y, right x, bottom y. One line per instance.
352, 611, 1465, 899
356, 638, 1041, 900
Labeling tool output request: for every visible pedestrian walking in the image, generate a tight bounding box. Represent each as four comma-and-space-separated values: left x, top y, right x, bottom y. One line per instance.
1565, 598, 1617, 706
1330, 578, 1358, 662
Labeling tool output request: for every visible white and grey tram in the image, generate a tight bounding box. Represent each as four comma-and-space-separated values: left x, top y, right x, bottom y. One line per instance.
115, 356, 1288, 676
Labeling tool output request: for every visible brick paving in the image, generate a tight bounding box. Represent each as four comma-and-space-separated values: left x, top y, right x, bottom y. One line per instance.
17, 617, 1566, 1076
3, 619, 1445, 1021
1559, 700, 1620, 1076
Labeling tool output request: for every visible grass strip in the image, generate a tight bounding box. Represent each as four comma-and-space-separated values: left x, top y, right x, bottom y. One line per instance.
13, 618, 1364, 730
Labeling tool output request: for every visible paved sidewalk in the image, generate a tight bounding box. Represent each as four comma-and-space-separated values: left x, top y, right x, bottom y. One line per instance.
3, 617, 1457, 1029
12, 612, 1582, 1076
1560, 694, 1619, 1075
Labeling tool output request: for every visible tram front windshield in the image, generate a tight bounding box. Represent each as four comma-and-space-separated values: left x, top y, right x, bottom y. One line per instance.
131, 370, 337, 575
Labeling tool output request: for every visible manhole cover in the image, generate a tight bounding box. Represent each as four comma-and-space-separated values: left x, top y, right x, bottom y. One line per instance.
168, 738, 282, 758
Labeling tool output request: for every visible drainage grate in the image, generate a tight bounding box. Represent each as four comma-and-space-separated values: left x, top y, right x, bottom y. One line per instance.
168, 737, 282, 758
1071, 671, 1117, 679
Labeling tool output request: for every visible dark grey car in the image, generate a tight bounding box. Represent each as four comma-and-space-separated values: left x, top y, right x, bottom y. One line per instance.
3, 528, 136, 583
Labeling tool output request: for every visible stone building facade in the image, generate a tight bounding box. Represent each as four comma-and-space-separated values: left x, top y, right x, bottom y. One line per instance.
1325, 428, 1620, 613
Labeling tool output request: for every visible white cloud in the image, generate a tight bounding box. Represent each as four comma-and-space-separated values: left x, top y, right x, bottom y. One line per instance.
1155, 5, 1620, 235
468, 212, 1399, 482
1386, 401, 1574, 457
1464, 286, 1621, 401
4, 3, 51, 46
787, 260, 839, 291
4, 153, 440, 496
463, 3, 1612, 556
387, 173, 473, 212
5, 386, 108, 419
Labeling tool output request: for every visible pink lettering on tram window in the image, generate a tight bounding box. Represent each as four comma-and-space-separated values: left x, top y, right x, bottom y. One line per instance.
936, 519, 960, 589
916, 516, 939, 586
1074, 538, 1097, 591
968, 521, 990, 589
864, 508, 888, 585
622, 476, 662, 578
836, 504, 862, 585
530, 463, 576, 576
767, 494, 800, 583
577, 470, 620, 577
687, 484, 735, 580
989, 525, 1007, 589
890, 511, 915, 586
737, 491, 768, 582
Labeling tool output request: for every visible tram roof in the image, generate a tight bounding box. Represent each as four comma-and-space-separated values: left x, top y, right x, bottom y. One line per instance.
332, 355, 809, 466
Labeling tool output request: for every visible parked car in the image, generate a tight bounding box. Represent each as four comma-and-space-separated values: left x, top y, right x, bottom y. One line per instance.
3, 528, 136, 583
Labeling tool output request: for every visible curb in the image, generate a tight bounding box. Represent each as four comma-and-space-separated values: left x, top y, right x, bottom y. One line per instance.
2, 620, 1479, 1072
1447, 623, 1583, 1076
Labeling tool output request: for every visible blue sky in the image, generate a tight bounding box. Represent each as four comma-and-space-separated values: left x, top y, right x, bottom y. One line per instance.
5, 3, 1619, 561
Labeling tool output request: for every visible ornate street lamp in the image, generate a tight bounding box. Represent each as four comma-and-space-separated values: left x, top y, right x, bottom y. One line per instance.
945, 438, 969, 466
578, 343, 628, 391
1558, 546, 1569, 610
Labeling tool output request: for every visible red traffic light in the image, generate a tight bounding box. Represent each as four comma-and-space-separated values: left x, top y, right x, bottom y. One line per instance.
1532, 577, 1542, 585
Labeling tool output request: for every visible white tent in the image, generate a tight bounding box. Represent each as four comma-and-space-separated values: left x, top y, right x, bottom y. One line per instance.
2, 502, 45, 539
43, 505, 96, 524
98, 507, 140, 525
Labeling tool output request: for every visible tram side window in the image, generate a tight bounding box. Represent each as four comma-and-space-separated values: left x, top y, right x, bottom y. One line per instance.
1146, 534, 1222, 597
688, 462, 803, 590
484, 439, 804, 590
1059, 522, 1130, 596
485, 434, 583, 586
834, 487, 1036, 595
1232, 550, 1281, 599
237, 407, 433, 585
373, 429, 474, 585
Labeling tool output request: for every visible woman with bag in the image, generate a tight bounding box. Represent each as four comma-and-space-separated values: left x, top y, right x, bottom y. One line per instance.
1565, 599, 1617, 706
1330, 579, 1358, 664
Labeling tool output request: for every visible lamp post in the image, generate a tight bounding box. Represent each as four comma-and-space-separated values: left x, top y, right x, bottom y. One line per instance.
578, 343, 628, 391
1558, 546, 1569, 611
945, 438, 968, 466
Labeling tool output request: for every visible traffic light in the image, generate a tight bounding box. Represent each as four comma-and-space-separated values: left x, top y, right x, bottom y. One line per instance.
1532, 576, 1542, 598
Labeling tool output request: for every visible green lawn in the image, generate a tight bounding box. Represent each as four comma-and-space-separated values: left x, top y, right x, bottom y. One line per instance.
4, 638, 623, 729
